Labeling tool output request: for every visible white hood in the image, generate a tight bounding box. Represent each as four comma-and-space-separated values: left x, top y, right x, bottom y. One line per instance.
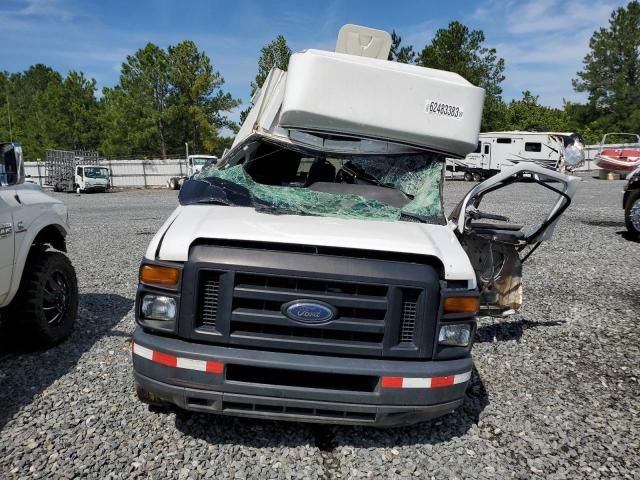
147, 205, 476, 287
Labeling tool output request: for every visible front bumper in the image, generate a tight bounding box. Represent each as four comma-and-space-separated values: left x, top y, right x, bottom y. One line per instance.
132, 327, 472, 426
82, 184, 109, 192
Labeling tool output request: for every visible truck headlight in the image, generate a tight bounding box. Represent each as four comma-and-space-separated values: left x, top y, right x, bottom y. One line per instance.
141, 295, 177, 321
438, 324, 471, 347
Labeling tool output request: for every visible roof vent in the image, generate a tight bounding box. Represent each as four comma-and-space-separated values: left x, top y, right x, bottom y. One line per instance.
335, 24, 391, 59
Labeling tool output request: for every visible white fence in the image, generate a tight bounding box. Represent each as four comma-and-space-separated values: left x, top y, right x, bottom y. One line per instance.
24, 159, 189, 188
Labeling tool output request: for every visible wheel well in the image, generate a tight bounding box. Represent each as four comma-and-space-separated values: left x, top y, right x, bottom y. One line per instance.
32, 225, 67, 252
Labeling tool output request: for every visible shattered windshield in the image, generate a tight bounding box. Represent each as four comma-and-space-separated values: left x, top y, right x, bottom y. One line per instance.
182, 141, 445, 224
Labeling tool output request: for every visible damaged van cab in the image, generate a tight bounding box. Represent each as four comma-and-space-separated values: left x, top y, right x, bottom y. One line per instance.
131, 25, 578, 426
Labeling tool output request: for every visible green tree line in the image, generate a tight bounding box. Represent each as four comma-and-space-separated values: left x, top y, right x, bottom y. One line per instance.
1, 1, 638, 160
0, 40, 240, 160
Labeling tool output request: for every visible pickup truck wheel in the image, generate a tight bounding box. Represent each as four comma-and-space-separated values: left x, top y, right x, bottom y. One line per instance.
625, 190, 640, 239
6, 250, 78, 349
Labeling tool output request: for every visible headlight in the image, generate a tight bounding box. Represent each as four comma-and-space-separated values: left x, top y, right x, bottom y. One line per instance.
438, 324, 472, 347
141, 295, 177, 321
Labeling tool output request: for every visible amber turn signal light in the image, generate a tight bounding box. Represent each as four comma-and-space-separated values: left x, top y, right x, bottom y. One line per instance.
139, 265, 180, 288
443, 296, 480, 315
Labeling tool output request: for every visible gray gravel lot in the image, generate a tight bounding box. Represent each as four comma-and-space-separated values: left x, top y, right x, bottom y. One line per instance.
1, 174, 639, 479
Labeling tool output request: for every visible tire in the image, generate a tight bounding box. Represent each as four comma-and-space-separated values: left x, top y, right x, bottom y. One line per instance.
625, 190, 640, 240
464, 171, 473, 182
472, 172, 482, 182
169, 178, 179, 190
5, 249, 78, 349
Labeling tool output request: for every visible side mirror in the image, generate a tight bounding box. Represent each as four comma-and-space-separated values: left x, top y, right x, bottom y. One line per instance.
0, 143, 24, 186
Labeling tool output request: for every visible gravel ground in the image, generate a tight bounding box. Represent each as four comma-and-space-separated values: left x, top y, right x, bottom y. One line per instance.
1, 173, 639, 479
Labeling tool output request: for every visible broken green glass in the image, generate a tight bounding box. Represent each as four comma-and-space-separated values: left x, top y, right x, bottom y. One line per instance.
193, 155, 444, 223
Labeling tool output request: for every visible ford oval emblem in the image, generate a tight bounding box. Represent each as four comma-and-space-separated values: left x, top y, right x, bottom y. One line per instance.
282, 300, 336, 325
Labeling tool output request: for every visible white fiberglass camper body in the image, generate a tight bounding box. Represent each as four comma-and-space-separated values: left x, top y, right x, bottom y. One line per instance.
449, 131, 586, 180
133, 25, 579, 426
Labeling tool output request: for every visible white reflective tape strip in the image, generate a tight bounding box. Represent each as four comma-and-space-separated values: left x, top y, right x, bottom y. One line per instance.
176, 357, 207, 372
401, 377, 431, 388
132, 343, 153, 360
454, 372, 472, 384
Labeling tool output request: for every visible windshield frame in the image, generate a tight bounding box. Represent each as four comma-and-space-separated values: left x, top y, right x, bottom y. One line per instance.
83, 166, 109, 179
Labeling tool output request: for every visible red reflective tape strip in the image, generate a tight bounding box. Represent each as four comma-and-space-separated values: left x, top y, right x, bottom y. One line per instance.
381, 377, 403, 388
430, 375, 455, 388
132, 342, 224, 374
380, 373, 471, 389
151, 350, 177, 368
206, 361, 224, 374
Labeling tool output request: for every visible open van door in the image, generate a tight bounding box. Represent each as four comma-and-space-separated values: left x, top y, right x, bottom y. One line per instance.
449, 164, 579, 315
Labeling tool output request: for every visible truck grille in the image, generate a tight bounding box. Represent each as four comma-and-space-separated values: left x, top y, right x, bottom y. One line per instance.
228, 273, 387, 354
186, 244, 440, 359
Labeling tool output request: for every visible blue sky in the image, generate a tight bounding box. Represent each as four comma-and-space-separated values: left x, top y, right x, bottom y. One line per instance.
0, 0, 629, 123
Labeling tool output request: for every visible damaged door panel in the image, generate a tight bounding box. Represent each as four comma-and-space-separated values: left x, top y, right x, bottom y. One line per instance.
449, 163, 579, 314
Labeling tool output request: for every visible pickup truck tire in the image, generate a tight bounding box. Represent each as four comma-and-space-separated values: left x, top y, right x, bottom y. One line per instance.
5, 249, 78, 349
625, 190, 640, 240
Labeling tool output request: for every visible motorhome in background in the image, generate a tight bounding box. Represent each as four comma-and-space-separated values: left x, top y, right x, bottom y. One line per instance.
448, 131, 585, 181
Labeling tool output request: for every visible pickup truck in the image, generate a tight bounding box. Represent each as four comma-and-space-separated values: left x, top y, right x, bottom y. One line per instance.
0, 142, 78, 348
131, 25, 578, 426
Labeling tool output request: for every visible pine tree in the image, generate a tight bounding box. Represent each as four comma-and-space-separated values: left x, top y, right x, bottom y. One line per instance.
418, 21, 506, 131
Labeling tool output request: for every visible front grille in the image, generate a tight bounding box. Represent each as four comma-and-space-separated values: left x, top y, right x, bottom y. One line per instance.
229, 273, 388, 355
399, 289, 420, 344
197, 272, 220, 329
186, 244, 441, 359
